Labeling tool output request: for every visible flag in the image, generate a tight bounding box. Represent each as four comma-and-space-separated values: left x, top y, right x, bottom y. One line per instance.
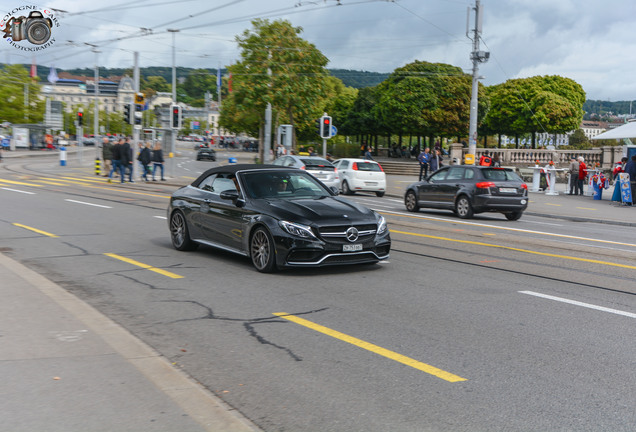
47, 66, 58, 84
228, 72, 232, 93
30, 59, 37, 79
216, 68, 221, 91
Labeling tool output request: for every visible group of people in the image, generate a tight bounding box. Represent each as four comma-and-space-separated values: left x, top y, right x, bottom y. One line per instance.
478, 151, 501, 167
567, 156, 589, 195
102, 136, 165, 184
611, 155, 636, 204
417, 147, 445, 180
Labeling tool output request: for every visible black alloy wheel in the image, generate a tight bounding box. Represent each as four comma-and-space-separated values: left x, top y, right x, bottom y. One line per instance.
455, 196, 474, 219
250, 227, 277, 273
170, 210, 198, 251
405, 190, 419, 212
376, 191, 385, 197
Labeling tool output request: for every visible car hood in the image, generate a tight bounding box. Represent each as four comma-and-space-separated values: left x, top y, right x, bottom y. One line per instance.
261, 196, 377, 225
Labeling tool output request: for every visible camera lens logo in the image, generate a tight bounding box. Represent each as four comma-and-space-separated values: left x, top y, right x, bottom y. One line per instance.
1, 6, 59, 50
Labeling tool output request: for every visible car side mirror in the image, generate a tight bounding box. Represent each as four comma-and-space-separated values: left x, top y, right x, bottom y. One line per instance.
329, 186, 339, 195
220, 189, 241, 206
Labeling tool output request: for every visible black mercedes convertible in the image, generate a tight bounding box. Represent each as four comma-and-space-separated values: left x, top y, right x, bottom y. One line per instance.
168, 164, 391, 272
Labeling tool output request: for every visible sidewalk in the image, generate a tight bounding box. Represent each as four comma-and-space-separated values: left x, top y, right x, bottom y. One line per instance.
0, 252, 259, 432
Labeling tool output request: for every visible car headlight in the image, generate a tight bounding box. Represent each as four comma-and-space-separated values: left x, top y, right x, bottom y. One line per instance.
279, 220, 317, 239
377, 214, 388, 234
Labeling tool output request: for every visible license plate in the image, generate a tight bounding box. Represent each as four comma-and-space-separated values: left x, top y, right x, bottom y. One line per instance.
343, 244, 362, 252
365, 181, 378, 186
315, 174, 327, 179
499, 187, 517, 193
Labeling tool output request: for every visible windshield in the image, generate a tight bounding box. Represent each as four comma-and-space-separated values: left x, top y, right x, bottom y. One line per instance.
242, 171, 332, 199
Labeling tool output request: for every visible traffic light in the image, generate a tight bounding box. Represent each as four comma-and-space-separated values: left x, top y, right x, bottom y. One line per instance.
315, 118, 321, 136
134, 103, 143, 126
123, 103, 132, 124
171, 105, 182, 129
77, 111, 83, 126
320, 115, 332, 139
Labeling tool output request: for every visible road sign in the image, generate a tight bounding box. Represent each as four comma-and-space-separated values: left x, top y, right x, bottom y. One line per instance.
331, 125, 337, 137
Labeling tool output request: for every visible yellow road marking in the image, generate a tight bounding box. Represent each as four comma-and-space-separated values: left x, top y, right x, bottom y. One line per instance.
104, 253, 184, 278
0, 179, 43, 187
482, 233, 496, 236
13, 223, 58, 237
35, 180, 68, 186
61, 176, 108, 184
545, 203, 561, 206
576, 207, 597, 211
390, 229, 636, 270
273, 312, 467, 383
379, 210, 636, 248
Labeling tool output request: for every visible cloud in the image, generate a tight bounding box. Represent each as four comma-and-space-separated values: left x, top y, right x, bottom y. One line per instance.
8, 0, 635, 101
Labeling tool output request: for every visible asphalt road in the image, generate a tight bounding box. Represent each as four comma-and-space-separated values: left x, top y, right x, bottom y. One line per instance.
1, 154, 635, 431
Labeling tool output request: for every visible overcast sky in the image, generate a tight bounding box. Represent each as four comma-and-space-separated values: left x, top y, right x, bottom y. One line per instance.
3, 0, 635, 101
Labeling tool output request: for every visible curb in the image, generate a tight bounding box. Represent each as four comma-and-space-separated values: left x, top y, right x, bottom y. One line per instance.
0, 252, 259, 432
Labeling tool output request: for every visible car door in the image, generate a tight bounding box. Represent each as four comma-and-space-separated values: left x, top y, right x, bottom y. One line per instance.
437, 166, 467, 206
419, 168, 448, 205
197, 175, 247, 252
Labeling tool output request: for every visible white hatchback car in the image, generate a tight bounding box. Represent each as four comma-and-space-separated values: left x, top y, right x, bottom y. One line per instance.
272, 155, 340, 189
332, 158, 387, 197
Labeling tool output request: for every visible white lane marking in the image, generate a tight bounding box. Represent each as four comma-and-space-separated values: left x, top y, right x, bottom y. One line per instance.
378, 209, 636, 248
520, 220, 564, 227
520, 291, 636, 319
1, 188, 36, 194
64, 199, 112, 208
154, 216, 167, 220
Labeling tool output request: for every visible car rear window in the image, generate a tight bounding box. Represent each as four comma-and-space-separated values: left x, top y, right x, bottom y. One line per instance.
356, 162, 382, 172
301, 157, 333, 168
482, 168, 522, 181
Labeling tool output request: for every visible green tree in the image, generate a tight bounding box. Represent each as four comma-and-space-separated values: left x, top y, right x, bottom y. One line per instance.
567, 128, 589, 148
484, 75, 585, 147
0, 64, 44, 124
223, 19, 329, 152
372, 61, 479, 140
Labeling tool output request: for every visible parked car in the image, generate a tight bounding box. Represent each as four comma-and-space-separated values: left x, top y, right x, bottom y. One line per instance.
196, 147, 216, 161
331, 158, 387, 197
168, 164, 391, 272
272, 155, 339, 189
194, 142, 208, 150
404, 165, 528, 220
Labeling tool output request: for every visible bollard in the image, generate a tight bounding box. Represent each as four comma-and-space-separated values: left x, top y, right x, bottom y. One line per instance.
95, 158, 101, 175
59, 146, 67, 166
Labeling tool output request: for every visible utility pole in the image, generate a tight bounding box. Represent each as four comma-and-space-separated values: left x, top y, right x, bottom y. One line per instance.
168, 29, 179, 177
93, 47, 100, 160
466, 0, 489, 164
132, 51, 140, 181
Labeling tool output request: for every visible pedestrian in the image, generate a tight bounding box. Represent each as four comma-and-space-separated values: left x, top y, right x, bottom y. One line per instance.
568, 156, 579, 195
101, 137, 112, 176
137, 141, 152, 182
417, 147, 430, 180
429, 148, 443, 172
613, 157, 628, 180
121, 137, 133, 183
624, 154, 636, 204
577, 156, 587, 195
152, 142, 165, 181
364, 145, 374, 160
478, 151, 492, 166
491, 153, 501, 167
107, 138, 124, 183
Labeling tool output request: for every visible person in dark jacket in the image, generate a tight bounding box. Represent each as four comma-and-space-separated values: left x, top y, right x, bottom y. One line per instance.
624, 155, 636, 204
107, 138, 124, 183
121, 137, 133, 183
101, 137, 113, 176
151, 142, 165, 181
137, 141, 152, 182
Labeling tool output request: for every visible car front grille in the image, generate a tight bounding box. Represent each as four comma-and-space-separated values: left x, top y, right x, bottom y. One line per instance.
317, 224, 377, 244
